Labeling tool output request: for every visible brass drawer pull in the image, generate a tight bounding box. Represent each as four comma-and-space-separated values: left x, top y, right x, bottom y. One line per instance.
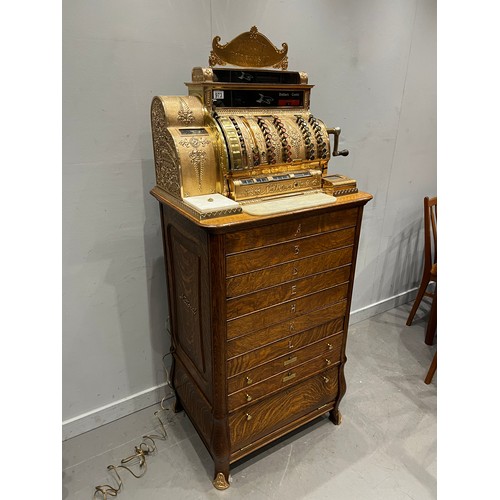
245, 393, 252, 402
291, 303, 296, 313
327, 343, 333, 351
294, 245, 300, 255
246, 376, 253, 385
284, 356, 297, 366
291, 285, 297, 295
326, 358, 332, 366
323, 376, 330, 383
245, 413, 252, 421
289, 322, 295, 333
288, 338, 294, 349
283, 372, 296, 382
292, 267, 298, 276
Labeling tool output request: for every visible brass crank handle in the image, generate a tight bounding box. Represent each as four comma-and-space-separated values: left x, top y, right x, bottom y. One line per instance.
327, 127, 349, 157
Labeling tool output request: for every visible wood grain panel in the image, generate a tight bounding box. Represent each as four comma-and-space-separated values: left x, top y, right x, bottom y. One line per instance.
225, 207, 358, 253
227, 333, 343, 394
227, 321, 343, 375
227, 283, 349, 338
227, 302, 346, 355
229, 367, 338, 451
226, 246, 353, 297
226, 227, 356, 276
226, 265, 350, 319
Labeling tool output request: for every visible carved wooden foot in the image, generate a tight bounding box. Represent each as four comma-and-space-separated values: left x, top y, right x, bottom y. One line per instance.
213, 472, 230, 490
329, 409, 342, 425
173, 395, 184, 414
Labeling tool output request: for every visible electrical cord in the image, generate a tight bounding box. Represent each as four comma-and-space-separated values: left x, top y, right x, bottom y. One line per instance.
93, 353, 172, 499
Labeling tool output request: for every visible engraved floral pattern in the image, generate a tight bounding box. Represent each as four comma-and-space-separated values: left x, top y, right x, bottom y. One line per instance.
188, 149, 208, 192
179, 137, 210, 149
177, 98, 195, 125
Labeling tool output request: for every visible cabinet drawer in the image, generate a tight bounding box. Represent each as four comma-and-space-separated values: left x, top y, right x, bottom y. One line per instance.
227, 283, 349, 339
226, 227, 356, 277
228, 346, 342, 412
226, 246, 353, 298
227, 333, 343, 395
227, 266, 350, 319
228, 319, 344, 375
225, 208, 358, 253
229, 367, 338, 451
227, 301, 347, 355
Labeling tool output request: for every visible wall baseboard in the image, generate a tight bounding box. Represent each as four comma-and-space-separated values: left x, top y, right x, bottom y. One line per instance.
62, 383, 173, 441
62, 289, 417, 440
349, 287, 418, 325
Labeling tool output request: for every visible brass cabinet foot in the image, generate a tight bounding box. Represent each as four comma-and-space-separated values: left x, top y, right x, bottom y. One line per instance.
213, 472, 230, 490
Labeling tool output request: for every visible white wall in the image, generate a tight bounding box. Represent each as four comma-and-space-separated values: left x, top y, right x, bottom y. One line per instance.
62, 0, 436, 438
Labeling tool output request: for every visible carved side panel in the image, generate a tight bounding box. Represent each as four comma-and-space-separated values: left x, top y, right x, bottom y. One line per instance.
170, 226, 206, 376
165, 216, 212, 404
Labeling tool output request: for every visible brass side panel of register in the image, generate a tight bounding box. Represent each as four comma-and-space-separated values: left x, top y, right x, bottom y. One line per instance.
150, 95, 226, 199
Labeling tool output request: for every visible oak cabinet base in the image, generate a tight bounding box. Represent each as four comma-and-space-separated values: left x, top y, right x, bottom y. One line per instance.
154, 190, 371, 489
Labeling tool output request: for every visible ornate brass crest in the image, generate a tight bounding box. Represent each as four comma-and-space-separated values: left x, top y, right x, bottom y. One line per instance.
209, 26, 288, 69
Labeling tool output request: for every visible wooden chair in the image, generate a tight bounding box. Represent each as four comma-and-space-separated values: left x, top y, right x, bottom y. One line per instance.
425, 352, 437, 384
406, 196, 437, 345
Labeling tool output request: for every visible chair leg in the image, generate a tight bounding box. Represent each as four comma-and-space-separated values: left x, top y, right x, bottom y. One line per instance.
425, 291, 437, 346
406, 273, 430, 326
424, 352, 437, 384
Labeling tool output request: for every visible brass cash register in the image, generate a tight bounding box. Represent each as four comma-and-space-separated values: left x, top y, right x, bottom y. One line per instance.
151, 26, 357, 219
150, 28, 371, 490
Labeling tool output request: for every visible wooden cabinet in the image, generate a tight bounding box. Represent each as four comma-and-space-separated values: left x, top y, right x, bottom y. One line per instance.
152, 188, 372, 489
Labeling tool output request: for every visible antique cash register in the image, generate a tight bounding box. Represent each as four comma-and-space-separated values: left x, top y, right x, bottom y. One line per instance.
150, 27, 372, 490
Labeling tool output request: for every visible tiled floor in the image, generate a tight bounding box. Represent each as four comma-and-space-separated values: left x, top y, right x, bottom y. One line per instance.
62, 303, 437, 499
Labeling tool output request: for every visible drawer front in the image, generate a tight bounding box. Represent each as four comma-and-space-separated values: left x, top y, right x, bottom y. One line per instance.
227, 283, 349, 339
227, 302, 347, 356
227, 333, 343, 395
225, 207, 358, 253
226, 246, 353, 298
226, 265, 350, 320
226, 226, 356, 276
227, 319, 344, 376
228, 345, 342, 412
229, 367, 338, 451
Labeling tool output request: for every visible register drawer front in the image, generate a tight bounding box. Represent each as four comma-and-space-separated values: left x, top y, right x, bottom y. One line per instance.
225, 207, 358, 253
229, 367, 339, 452
226, 265, 350, 319
227, 283, 349, 339
226, 246, 353, 298
227, 319, 344, 376
227, 332, 343, 397
226, 227, 356, 276
227, 301, 347, 356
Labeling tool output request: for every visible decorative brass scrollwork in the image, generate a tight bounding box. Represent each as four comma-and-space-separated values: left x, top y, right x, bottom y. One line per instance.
209, 26, 288, 69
